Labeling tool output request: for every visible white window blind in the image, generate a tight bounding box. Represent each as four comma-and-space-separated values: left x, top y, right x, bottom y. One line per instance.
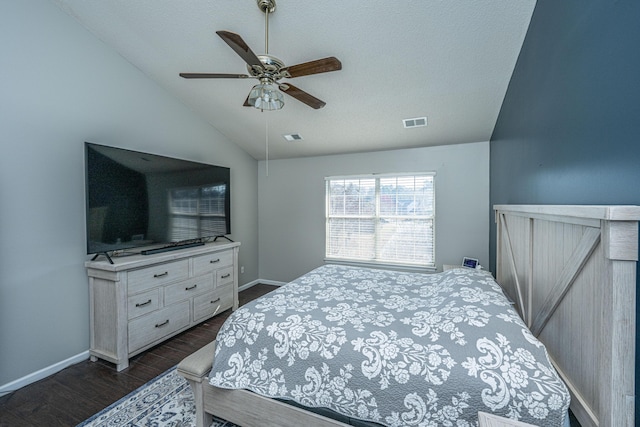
325, 173, 435, 268
169, 184, 227, 241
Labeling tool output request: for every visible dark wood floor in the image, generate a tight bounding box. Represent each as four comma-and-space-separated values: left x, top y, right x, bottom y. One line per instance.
0, 284, 278, 427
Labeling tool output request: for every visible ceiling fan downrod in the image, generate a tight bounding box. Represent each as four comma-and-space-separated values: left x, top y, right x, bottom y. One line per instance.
257, 0, 276, 54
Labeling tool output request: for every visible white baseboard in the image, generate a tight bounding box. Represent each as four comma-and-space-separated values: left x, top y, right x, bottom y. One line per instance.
238, 279, 260, 292
0, 350, 90, 398
255, 278, 287, 287
238, 278, 286, 292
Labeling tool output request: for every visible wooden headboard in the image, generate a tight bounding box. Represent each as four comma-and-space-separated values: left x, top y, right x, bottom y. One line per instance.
494, 205, 640, 427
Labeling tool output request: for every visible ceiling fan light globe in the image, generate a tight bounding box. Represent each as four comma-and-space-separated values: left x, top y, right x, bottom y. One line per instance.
248, 82, 284, 110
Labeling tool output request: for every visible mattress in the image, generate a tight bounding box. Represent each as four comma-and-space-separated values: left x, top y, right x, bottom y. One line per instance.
209, 264, 570, 426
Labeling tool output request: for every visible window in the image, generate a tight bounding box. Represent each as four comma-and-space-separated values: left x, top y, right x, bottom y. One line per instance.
325, 173, 435, 268
168, 184, 227, 241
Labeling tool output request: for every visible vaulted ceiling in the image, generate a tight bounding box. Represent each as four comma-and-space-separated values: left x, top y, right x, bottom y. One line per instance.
51, 0, 536, 160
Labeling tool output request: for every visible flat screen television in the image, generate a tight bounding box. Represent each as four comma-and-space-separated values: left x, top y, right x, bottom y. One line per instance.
84, 142, 231, 256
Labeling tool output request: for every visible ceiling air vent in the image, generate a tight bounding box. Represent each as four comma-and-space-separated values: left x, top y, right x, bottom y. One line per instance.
283, 133, 304, 141
403, 117, 427, 129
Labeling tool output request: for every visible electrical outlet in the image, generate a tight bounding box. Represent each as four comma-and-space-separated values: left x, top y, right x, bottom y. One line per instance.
240, 266, 245, 274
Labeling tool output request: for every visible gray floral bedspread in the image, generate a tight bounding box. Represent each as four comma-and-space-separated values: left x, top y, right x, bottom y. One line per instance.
209, 265, 570, 426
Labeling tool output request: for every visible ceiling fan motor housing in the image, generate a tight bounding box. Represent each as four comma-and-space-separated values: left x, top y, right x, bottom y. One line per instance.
248, 55, 287, 81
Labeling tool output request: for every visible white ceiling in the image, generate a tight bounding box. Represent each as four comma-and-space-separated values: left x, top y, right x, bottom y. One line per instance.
51, 0, 536, 161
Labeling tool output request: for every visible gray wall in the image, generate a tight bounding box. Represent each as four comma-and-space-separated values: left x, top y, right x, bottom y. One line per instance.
258, 142, 490, 282
0, 0, 259, 388
490, 0, 640, 417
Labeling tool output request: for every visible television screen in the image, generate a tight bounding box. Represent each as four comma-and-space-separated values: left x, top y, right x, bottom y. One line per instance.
85, 142, 230, 255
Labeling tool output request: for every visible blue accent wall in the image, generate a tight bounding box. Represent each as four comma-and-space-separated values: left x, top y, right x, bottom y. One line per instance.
490, 0, 640, 419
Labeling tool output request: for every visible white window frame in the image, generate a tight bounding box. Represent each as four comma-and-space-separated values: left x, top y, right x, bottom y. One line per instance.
325, 172, 436, 270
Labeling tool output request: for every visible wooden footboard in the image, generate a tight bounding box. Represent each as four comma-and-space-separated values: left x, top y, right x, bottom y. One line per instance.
494, 205, 640, 427
202, 384, 351, 427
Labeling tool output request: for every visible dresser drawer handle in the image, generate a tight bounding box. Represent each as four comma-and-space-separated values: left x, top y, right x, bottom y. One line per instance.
135, 299, 152, 308
210, 258, 221, 264
211, 297, 221, 304
153, 272, 168, 278
155, 319, 169, 328
185, 284, 198, 291
220, 273, 231, 279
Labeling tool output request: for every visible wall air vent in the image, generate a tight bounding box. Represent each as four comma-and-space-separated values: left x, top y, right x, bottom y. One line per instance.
403, 117, 428, 129
283, 133, 304, 141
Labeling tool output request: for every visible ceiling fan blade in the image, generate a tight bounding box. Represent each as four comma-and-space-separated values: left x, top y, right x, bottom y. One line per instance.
283, 57, 342, 78
279, 83, 326, 109
180, 73, 249, 79
216, 30, 263, 69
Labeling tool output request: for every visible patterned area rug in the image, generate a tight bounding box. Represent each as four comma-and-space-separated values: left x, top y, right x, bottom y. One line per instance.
77, 366, 236, 427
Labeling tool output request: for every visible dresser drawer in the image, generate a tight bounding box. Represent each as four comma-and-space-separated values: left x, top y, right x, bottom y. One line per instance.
127, 289, 160, 320
128, 301, 190, 352
127, 259, 189, 295
164, 274, 214, 306
216, 266, 234, 287
193, 284, 234, 322
192, 250, 233, 276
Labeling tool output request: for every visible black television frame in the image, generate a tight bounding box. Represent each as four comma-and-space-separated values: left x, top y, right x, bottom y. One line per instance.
84, 142, 231, 260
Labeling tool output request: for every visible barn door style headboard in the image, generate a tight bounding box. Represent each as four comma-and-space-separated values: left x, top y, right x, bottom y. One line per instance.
494, 205, 640, 427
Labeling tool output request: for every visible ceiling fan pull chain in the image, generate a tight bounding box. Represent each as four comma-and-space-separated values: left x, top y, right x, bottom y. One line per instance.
265, 116, 269, 176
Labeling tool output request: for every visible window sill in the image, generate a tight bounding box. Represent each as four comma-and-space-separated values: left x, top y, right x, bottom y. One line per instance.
324, 258, 436, 273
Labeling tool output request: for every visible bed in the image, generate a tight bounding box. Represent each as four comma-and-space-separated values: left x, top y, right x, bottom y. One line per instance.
178, 205, 639, 427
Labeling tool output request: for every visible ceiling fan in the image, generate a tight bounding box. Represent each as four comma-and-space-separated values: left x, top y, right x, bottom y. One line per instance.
179, 0, 342, 110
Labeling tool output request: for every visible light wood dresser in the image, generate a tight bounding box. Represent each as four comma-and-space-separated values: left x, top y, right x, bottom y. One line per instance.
85, 241, 240, 371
